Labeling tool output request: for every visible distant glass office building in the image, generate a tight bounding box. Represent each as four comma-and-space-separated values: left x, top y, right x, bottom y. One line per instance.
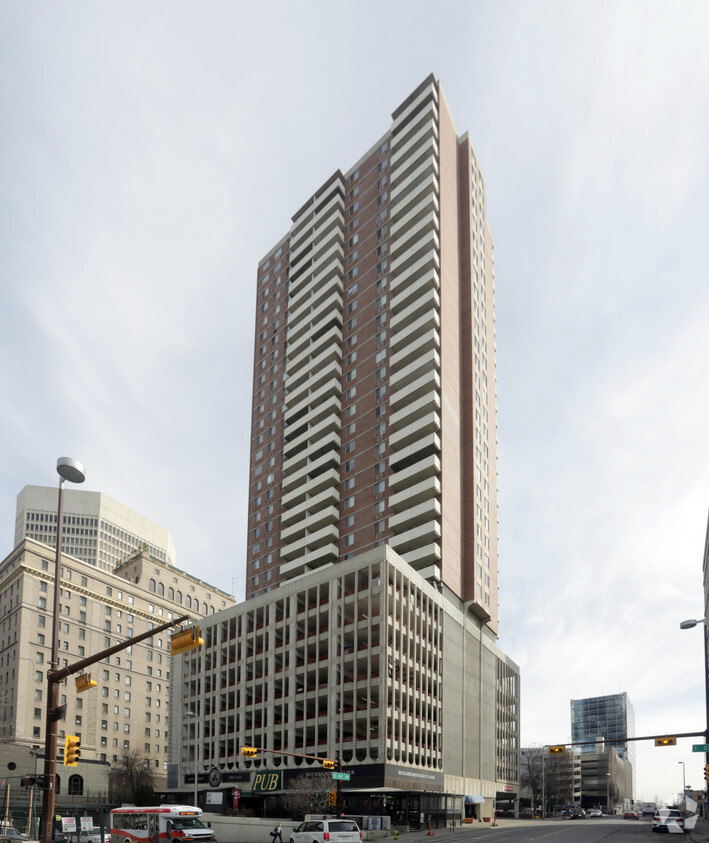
571, 693, 635, 766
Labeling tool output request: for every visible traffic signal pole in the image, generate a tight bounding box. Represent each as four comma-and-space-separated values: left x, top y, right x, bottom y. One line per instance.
39, 613, 190, 843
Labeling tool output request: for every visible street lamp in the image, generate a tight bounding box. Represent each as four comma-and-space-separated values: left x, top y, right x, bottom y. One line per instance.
680, 617, 709, 803
185, 710, 199, 807
40, 458, 85, 843
606, 772, 611, 814
678, 761, 686, 811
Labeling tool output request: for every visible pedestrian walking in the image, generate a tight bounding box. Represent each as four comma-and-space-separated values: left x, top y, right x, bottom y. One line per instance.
271, 824, 283, 843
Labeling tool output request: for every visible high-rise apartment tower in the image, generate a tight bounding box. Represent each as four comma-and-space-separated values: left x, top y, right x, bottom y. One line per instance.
246, 74, 498, 632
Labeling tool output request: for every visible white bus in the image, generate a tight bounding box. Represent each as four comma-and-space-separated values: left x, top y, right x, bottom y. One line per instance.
110, 806, 215, 843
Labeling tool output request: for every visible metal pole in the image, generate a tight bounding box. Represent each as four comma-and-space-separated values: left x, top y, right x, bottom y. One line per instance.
679, 762, 686, 811
704, 623, 709, 812
39, 475, 65, 843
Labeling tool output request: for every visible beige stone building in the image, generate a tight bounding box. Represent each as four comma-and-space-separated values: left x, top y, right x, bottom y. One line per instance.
0, 536, 233, 797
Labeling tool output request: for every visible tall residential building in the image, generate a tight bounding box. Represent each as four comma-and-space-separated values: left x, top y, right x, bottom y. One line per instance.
15, 486, 176, 572
246, 74, 498, 633
165, 76, 518, 826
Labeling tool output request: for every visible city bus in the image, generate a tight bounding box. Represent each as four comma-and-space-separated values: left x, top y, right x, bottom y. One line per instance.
110, 807, 215, 843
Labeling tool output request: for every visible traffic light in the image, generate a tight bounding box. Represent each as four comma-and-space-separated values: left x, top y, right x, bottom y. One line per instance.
329, 790, 337, 806
171, 626, 203, 656
654, 737, 677, 746
704, 765, 709, 781
64, 735, 81, 766
241, 746, 258, 757
75, 673, 97, 692
548, 745, 566, 754
20, 776, 37, 787
322, 759, 336, 770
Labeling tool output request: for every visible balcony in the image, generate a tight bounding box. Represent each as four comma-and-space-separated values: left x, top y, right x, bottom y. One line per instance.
389, 348, 439, 393
391, 119, 438, 171
281, 448, 340, 493
390, 293, 440, 346
285, 359, 342, 411
284, 372, 342, 424
280, 504, 339, 543
390, 326, 439, 373
390, 172, 439, 225
283, 428, 341, 476
287, 284, 343, 339
281, 485, 340, 527
392, 82, 438, 136
389, 412, 441, 452
389, 368, 440, 410
287, 337, 342, 391
281, 466, 340, 507
280, 541, 339, 579
283, 412, 341, 466
390, 389, 440, 432
280, 522, 339, 562
390, 155, 439, 206
388, 454, 441, 491
390, 229, 440, 278
389, 498, 441, 533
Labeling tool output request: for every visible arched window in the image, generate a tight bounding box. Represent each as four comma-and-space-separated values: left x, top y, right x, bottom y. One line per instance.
185, 596, 192, 609
168, 587, 174, 601
149, 579, 156, 593
68, 774, 83, 795
176, 591, 183, 604
209, 606, 215, 615
158, 583, 164, 597
203, 602, 208, 615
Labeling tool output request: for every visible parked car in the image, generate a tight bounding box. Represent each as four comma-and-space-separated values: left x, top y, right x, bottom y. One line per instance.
0, 829, 28, 843
587, 809, 603, 818
80, 830, 110, 843
289, 819, 361, 843
624, 811, 639, 820
652, 809, 686, 834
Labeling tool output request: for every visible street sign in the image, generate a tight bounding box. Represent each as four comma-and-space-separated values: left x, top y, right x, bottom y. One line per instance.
692, 744, 709, 752
332, 772, 351, 781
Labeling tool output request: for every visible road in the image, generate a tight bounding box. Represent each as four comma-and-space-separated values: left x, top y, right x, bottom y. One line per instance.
399, 816, 709, 843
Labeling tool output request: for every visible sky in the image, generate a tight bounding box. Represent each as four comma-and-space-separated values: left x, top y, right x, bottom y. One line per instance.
2, 0, 709, 805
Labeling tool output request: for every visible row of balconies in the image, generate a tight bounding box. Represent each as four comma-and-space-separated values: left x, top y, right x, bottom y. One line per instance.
287, 283, 343, 348
391, 80, 438, 144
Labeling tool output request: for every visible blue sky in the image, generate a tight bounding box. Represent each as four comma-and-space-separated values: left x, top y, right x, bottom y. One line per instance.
2, 0, 709, 803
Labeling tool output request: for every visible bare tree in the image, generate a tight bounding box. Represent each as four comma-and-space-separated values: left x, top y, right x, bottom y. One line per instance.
283, 772, 333, 817
109, 750, 159, 806
520, 747, 544, 809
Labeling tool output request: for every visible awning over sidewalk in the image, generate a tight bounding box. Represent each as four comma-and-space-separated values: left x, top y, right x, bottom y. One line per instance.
465, 795, 485, 804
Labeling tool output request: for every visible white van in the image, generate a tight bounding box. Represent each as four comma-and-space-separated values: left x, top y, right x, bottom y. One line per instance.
289, 819, 361, 843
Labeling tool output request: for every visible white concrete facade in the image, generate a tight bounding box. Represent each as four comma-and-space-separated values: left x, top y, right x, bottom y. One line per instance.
169, 546, 518, 816
15, 486, 176, 572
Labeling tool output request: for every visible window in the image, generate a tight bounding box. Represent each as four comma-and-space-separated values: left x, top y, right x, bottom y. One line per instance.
343, 533, 355, 547
374, 480, 386, 495
344, 459, 355, 472
343, 514, 354, 528
344, 478, 355, 491
344, 495, 355, 509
